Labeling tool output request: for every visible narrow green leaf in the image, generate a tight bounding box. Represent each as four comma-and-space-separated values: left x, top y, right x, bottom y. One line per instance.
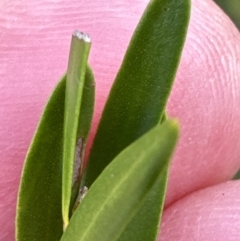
119, 1, 190, 239
61, 120, 179, 241
81, 1, 190, 240
16, 77, 65, 241
82, 0, 190, 188
62, 31, 92, 228
16, 66, 94, 241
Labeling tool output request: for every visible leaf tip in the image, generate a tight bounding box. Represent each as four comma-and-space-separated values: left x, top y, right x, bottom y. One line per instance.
73, 30, 91, 43
165, 118, 180, 138
170, 118, 179, 128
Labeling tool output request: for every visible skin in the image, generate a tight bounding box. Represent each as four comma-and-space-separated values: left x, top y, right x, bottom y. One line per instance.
0, 0, 240, 240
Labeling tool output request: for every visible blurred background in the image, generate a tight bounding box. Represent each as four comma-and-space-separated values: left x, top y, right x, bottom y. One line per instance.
214, 0, 240, 30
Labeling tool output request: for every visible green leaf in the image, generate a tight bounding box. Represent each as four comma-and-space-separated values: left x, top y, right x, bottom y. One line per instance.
119, 1, 190, 240
81, 1, 190, 240
16, 77, 65, 241
16, 66, 95, 241
82, 0, 190, 188
61, 120, 179, 241
62, 31, 92, 228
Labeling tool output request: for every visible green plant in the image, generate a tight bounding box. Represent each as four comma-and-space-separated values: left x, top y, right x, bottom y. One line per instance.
15, 0, 190, 240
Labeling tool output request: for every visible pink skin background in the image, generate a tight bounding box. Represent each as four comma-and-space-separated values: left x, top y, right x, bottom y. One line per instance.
0, 0, 240, 240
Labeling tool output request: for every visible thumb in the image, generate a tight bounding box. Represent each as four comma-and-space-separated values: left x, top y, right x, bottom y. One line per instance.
159, 181, 240, 241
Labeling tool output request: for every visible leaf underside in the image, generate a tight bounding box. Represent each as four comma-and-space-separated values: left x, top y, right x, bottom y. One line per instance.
16, 66, 94, 241
61, 121, 179, 241
16, 76, 65, 241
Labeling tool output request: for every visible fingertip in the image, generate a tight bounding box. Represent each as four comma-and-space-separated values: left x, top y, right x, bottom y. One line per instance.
165, 0, 240, 206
